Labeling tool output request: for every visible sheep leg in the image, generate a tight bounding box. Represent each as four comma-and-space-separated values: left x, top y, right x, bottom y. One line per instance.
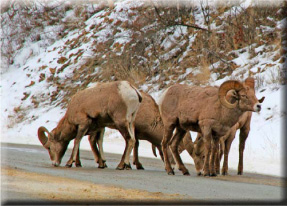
238, 127, 250, 175
214, 141, 220, 175
96, 128, 107, 168
65, 125, 89, 167
75, 148, 82, 167
124, 120, 136, 168
89, 131, 106, 169
89, 134, 99, 163
221, 131, 237, 175
133, 138, 144, 170
216, 138, 225, 174
200, 126, 212, 176
116, 122, 136, 170
218, 138, 225, 167
66, 145, 82, 167
162, 124, 176, 175
209, 138, 220, 176
170, 128, 189, 175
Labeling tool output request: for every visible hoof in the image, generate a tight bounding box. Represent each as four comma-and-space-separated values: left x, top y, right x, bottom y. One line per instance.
75, 163, 82, 167
183, 171, 190, 176
124, 163, 132, 170
237, 171, 243, 175
65, 164, 72, 168
116, 163, 132, 170
98, 165, 105, 169
167, 171, 175, 175
98, 161, 107, 169
210, 173, 217, 177
197, 172, 202, 176
222, 171, 228, 176
203, 173, 210, 177
136, 165, 145, 170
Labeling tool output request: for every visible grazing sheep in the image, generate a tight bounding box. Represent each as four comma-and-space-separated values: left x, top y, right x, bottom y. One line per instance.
190, 104, 264, 176
37, 81, 142, 170
73, 92, 200, 171
158, 77, 263, 176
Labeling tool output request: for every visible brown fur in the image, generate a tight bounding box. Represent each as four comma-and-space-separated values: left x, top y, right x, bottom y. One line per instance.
132, 92, 193, 169
37, 81, 141, 169
217, 92, 264, 175
191, 112, 252, 176
190, 94, 264, 176
77, 92, 197, 170
159, 78, 262, 176
218, 111, 252, 175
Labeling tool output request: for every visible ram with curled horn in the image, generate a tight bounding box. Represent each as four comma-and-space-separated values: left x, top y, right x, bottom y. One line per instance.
158, 77, 264, 176
37, 81, 142, 169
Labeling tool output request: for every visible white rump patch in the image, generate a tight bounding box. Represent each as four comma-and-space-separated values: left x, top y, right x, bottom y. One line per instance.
118, 81, 140, 123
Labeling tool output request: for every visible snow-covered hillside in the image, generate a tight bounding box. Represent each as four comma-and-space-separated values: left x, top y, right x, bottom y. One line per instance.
1, 0, 286, 177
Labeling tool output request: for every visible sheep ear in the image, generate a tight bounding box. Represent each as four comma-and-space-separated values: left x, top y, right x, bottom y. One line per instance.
244, 77, 255, 89
218, 80, 243, 109
194, 137, 204, 155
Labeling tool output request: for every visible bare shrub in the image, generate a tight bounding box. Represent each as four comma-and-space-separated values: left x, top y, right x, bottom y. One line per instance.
189, 57, 211, 86
255, 75, 265, 90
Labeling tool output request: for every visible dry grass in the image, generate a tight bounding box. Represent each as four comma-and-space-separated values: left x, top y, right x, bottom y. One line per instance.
190, 58, 211, 86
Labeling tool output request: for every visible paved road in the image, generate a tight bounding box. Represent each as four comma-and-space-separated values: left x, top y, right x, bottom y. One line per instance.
1, 143, 285, 204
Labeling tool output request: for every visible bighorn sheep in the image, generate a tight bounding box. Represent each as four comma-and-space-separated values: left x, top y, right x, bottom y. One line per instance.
71, 92, 202, 172
159, 77, 263, 176
131, 92, 199, 170
191, 109, 264, 176
37, 81, 142, 170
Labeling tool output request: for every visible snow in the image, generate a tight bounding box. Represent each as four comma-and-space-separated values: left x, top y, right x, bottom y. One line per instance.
0, 0, 285, 178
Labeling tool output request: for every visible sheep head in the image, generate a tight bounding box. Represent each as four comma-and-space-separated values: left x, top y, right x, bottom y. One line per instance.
38, 126, 69, 167
192, 136, 205, 175
218, 78, 263, 112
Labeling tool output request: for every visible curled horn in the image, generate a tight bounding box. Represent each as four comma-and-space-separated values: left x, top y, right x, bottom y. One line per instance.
37, 126, 51, 149
218, 80, 243, 109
